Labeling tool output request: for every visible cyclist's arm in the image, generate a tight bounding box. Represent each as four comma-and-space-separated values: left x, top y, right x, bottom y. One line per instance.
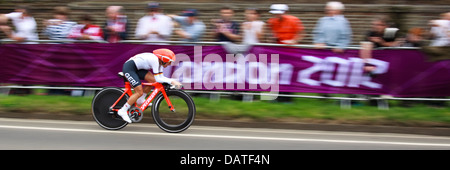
149, 56, 175, 84
154, 72, 174, 84
154, 68, 182, 88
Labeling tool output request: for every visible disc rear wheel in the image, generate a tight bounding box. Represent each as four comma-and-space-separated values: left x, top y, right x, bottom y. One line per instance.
92, 88, 129, 130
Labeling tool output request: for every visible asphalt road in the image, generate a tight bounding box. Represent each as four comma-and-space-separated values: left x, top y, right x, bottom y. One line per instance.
0, 117, 450, 150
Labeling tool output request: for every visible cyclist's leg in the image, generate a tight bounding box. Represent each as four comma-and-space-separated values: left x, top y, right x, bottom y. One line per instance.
119, 60, 144, 123
118, 84, 142, 123
127, 85, 144, 105
142, 72, 156, 94
125, 69, 144, 105
136, 70, 153, 105
123, 60, 142, 88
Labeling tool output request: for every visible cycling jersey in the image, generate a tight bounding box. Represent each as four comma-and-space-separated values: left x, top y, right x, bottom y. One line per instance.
123, 53, 174, 87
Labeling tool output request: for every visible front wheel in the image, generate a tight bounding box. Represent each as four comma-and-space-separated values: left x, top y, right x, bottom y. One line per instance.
152, 89, 196, 133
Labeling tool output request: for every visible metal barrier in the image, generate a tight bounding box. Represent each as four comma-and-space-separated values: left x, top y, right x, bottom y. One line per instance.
1, 85, 447, 101
2, 39, 423, 49
0, 39, 447, 110
0, 39, 109, 44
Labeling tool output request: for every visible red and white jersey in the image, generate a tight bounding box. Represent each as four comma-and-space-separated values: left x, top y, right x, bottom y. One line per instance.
128, 53, 174, 84
68, 24, 104, 40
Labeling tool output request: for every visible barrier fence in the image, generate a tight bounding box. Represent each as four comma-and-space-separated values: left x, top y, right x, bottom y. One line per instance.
0, 40, 449, 109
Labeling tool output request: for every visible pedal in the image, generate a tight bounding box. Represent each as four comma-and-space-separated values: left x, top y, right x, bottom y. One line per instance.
128, 106, 144, 123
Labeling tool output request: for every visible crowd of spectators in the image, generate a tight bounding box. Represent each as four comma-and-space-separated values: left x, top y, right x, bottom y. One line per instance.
0, 2, 448, 103
0, 2, 448, 48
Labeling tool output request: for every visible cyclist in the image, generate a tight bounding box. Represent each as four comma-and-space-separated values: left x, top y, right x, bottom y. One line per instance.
118, 48, 182, 123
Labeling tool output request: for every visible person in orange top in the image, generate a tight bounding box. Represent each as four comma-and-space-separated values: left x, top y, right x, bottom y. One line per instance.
267, 4, 304, 44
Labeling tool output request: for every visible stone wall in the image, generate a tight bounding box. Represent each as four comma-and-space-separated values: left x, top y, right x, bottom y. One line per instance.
0, 0, 448, 45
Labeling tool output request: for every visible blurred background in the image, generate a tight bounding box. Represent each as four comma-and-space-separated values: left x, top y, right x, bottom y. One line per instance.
0, 0, 448, 44
0, 0, 449, 129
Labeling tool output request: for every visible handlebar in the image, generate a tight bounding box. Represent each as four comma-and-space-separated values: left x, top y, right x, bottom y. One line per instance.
162, 83, 183, 90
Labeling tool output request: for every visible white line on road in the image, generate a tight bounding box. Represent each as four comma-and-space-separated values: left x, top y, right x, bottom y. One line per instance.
1, 117, 449, 140
0, 124, 449, 147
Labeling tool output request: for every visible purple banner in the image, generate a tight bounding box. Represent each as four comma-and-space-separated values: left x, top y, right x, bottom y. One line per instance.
0, 43, 449, 97
249, 46, 450, 97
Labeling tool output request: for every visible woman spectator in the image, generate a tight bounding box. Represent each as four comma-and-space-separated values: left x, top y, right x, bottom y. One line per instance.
43, 6, 77, 41
242, 8, 265, 44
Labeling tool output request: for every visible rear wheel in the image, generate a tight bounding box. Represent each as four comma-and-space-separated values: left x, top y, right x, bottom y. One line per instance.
92, 88, 129, 130
151, 90, 195, 133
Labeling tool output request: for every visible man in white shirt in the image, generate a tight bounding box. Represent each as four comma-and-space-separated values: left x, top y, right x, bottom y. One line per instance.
135, 3, 173, 43
0, 6, 38, 43
429, 12, 450, 47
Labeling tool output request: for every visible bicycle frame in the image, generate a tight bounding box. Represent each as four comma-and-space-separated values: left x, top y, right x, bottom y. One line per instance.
110, 81, 175, 112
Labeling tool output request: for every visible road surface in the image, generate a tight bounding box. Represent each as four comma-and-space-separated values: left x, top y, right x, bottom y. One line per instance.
0, 117, 449, 150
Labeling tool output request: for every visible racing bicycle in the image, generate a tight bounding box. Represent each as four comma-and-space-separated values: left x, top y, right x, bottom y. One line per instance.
91, 72, 196, 133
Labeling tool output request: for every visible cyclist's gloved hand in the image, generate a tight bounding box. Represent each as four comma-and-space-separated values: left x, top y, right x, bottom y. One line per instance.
174, 85, 183, 89
171, 80, 183, 89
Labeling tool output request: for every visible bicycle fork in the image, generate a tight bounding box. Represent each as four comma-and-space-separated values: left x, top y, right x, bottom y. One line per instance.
162, 90, 175, 112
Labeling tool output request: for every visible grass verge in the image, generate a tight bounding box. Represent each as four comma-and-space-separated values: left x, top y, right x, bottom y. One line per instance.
0, 94, 449, 127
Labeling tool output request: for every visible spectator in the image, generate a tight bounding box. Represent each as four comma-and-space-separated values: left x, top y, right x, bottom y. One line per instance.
267, 4, 304, 45
169, 9, 205, 42
267, 4, 303, 103
360, 16, 401, 77
43, 6, 77, 41
103, 6, 129, 43
403, 28, 425, 47
421, 12, 450, 62
68, 14, 104, 41
428, 12, 450, 47
313, 1, 352, 53
0, 5, 39, 43
0, 15, 6, 39
211, 6, 241, 42
365, 16, 400, 48
0, 6, 37, 95
242, 8, 265, 44
135, 2, 173, 43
